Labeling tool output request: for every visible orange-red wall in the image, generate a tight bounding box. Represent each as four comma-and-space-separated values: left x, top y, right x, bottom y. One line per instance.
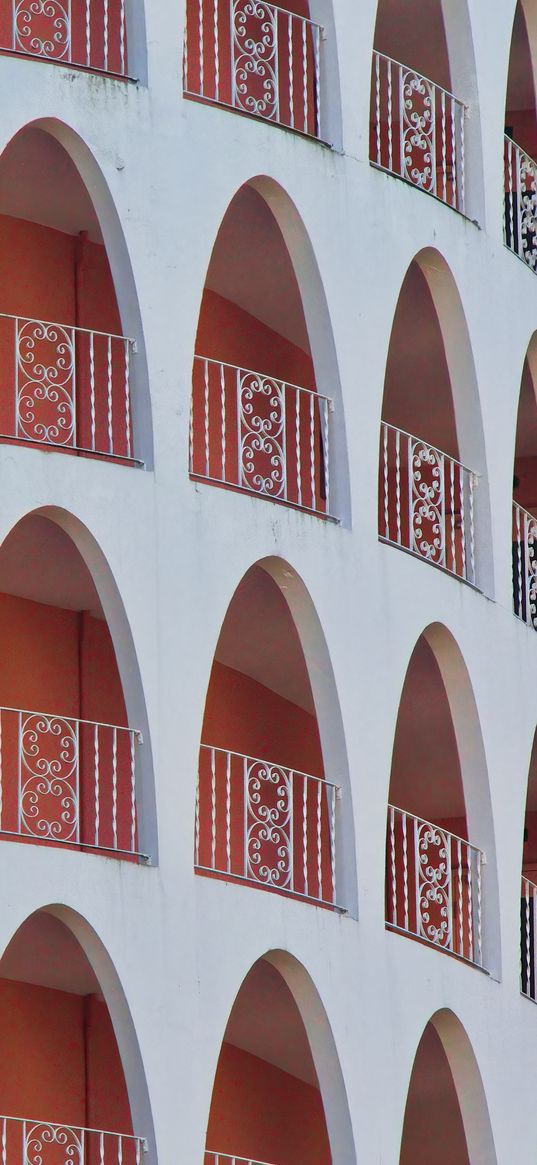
196, 290, 314, 389
207, 1042, 330, 1165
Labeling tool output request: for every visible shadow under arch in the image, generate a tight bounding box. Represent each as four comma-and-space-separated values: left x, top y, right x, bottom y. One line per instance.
0, 116, 153, 469
191, 173, 350, 526
0, 902, 156, 1160
206, 947, 356, 1165
388, 621, 500, 974
400, 1008, 497, 1164
0, 503, 157, 863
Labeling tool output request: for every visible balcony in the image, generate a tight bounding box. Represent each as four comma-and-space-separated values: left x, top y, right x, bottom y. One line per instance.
504, 136, 537, 271
513, 501, 537, 627
183, 0, 324, 139
379, 422, 477, 585
1, 0, 131, 76
521, 875, 537, 1000
371, 50, 466, 214
0, 1118, 144, 1165
195, 745, 340, 906
190, 356, 334, 517
386, 805, 485, 968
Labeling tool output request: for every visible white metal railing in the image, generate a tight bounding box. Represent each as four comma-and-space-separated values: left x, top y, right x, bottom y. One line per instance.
190, 356, 333, 516
379, 421, 477, 584
4, 0, 130, 76
0, 313, 137, 461
0, 706, 146, 858
387, 805, 484, 967
0, 1116, 145, 1165
504, 135, 537, 270
183, 0, 324, 139
371, 50, 466, 213
206, 1154, 276, 1165
521, 875, 537, 1000
513, 501, 537, 628
195, 745, 340, 906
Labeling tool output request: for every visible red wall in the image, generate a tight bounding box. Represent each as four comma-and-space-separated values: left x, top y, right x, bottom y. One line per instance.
207, 1042, 330, 1165
196, 290, 314, 390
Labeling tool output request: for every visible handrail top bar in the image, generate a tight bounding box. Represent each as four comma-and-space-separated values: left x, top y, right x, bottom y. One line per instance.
522, 874, 537, 891
0, 705, 141, 736
206, 1153, 277, 1165
504, 132, 537, 166
513, 498, 537, 524
245, 1, 324, 31
381, 420, 478, 477
200, 743, 339, 790
388, 802, 484, 854
194, 354, 332, 404
372, 48, 466, 108
2, 1115, 143, 1141
0, 311, 135, 345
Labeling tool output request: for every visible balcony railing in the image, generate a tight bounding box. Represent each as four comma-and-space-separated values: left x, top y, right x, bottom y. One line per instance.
3, 0, 130, 76
0, 1117, 145, 1165
195, 745, 340, 906
190, 356, 334, 517
521, 875, 537, 1000
183, 0, 324, 139
206, 1154, 274, 1165
0, 706, 146, 859
504, 135, 537, 271
513, 501, 537, 629
386, 805, 484, 967
379, 422, 477, 585
371, 50, 466, 213
0, 313, 137, 462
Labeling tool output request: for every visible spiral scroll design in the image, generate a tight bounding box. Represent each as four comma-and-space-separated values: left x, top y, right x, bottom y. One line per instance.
239, 370, 285, 497
20, 714, 79, 842
14, 0, 70, 59
519, 154, 537, 271
16, 319, 75, 446
401, 69, 435, 193
25, 1123, 83, 1165
526, 514, 537, 629
416, 821, 451, 948
410, 439, 445, 565
232, 0, 278, 120
246, 760, 292, 887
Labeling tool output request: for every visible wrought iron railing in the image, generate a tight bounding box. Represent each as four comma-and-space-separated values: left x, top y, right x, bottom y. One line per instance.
504, 136, 537, 271
521, 875, 537, 1000
190, 356, 333, 516
379, 421, 477, 584
0, 1116, 145, 1165
513, 501, 537, 629
183, 0, 324, 139
0, 313, 137, 461
386, 805, 484, 967
195, 745, 340, 905
0, 706, 146, 858
206, 1154, 275, 1165
2, 0, 130, 76
371, 50, 466, 213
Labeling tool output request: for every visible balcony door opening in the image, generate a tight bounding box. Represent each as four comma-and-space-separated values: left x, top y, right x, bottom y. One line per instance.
0, 512, 145, 859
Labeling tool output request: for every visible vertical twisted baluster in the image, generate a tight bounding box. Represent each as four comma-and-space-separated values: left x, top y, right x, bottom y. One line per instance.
99, 1136, 104, 1165
450, 456, 455, 573
314, 24, 321, 139
220, 362, 226, 480
457, 837, 463, 955
438, 451, 446, 568
516, 504, 523, 618
469, 474, 476, 585
194, 762, 200, 865
119, 0, 126, 74
211, 747, 216, 869
124, 340, 131, 459
390, 805, 397, 924
89, 331, 96, 451
130, 732, 136, 854
136, 1139, 141, 1165
288, 14, 294, 128
243, 755, 248, 876
441, 89, 447, 203
204, 359, 210, 476
2, 1116, 6, 1165
507, 139, 514, 247
302, 17, 308, 133
451, 96, 457, 208
523, 879, 530, 995
112, 726, 118, 850
533, 884, 537, 998
85, 0, 91, 65
323, 397, 330, 513
459, 461, 467, 580
383, 423, 389, 538
213, 0, 219, 100
118, 1134, 122, 1165
295, 389, 302, 507
460, 102, 465, 214
375, 52, 381, 165
316, 778, 322, 901
17, 711, 22, 835
198, 0, 204, 95
467, 844, 474, 962
107, 335, 113, 454
302, 776, 308, 897
225, 750, 231, 873
309, 391, 315, 508
525, 511, 532, 624
402, 811, 408, 931
104, 0, 109, 71
476, 850, 482, 966
397, 428, 403, 546
94, 723, 100, 848
71, 327, 77, 449
388, 58, 393, 173
517, 145, 524, 259
74, 717, 80, 842
330, 786, 336, 904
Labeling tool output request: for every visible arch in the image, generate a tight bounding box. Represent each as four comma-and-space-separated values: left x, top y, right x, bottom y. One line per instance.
512, 333, 537, 627
0, 903, 155, 1160
503, 2, 537, 266
189, 175, 350, 524
195, 556, 357, 915
379, 248, 492, 593
386, 623, 500, 974
0, 118, 152, 468
205, 950, 355, 1165
400, 1009, 497, 1164
0, 505, 156, 862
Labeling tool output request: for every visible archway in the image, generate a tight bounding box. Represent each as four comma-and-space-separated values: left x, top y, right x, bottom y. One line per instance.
0, 121, 151, 466
386, 625, 499, 973
504, 1, 537, 266
195, 558, 356, 913
512, 337, 537, 626
189, 177, 348, 522
205, 951, 354, 1165
399, 1010, 496, 1163
378, 250, 490, 591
